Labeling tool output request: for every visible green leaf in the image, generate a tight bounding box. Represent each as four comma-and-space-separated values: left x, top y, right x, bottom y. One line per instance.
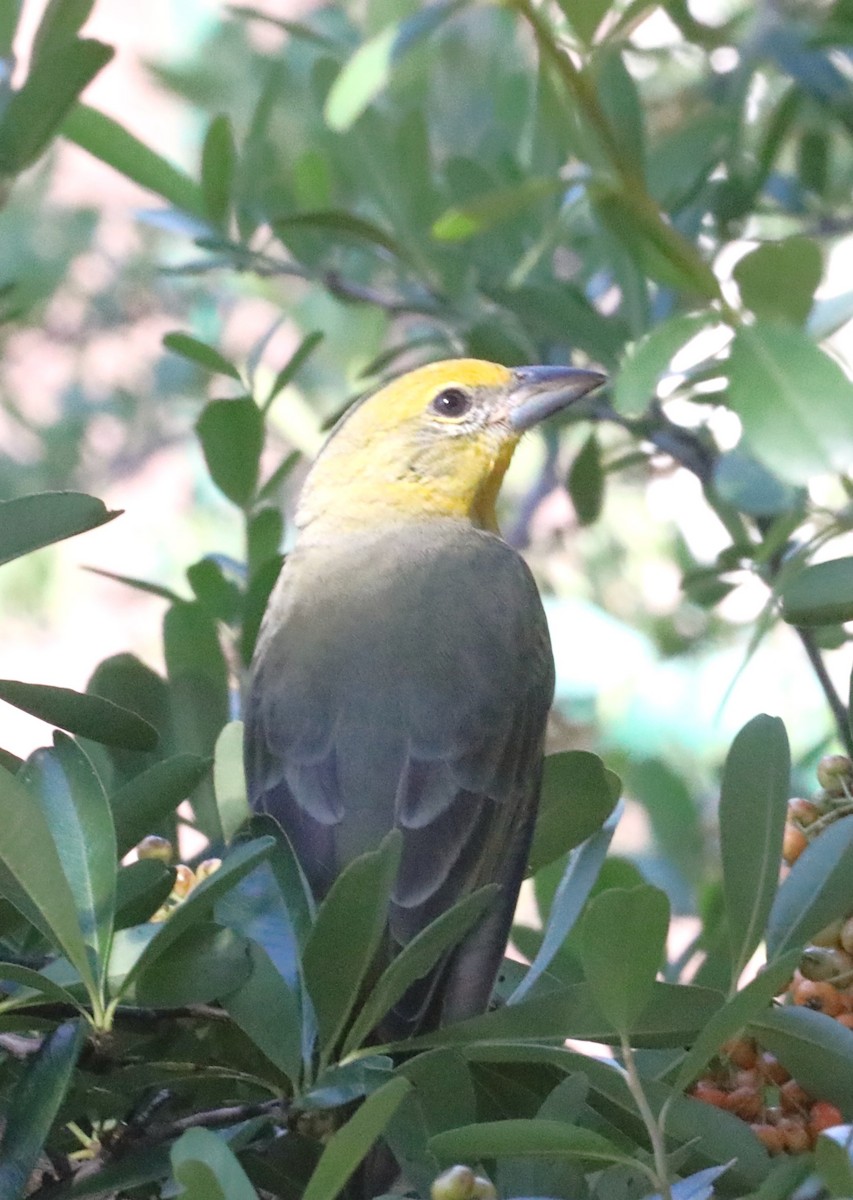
734, 237, 822, 326
0, 491, 120, 566
767, 814, 853, 958
0, 678, 158, 751
430, 1119, 626, 1167
0, 1020, 86, 1200
567, 433, 605, 526
20, 734, 116, 982
0, 962, 86, 1016
727, 323, 853, 485
342, 886, 499, 1055
302, 1077, 412, 1200
781, 558, 853, 627
613, 313, 714, 416
244, 814, 316, 945
163, 332, 241, 380
591, 185, 720, 299
246, 507, 284, 571
719, 714, 790, 984
302, 832, 402, 1058
214, 721, 250, 845
579, 885, 670, 1033
0, 39, 113, 175
514, 804, 619, 1002
749, 1005, 853, 1114
62, 104, 206, 216
713, 451, 804, 519
305, 1056, 395, 1109
112, 837, 274, 999
172, 1128, 259, 1200
196, 397, 265, 507
816, 1126, 853, 1197
83, 565, 182, 602
528, 752, 618, 876
557, 0, 611, 44
133, 923, 252, 1007
432, 177, 560, 241
264, 330, 324, 409
272, 210, 403, 258
0, 764, 97, 997
110, 755, 212, 857
400, 979, 722, 1050
670, 951, 802, 1094
31, 0, 95, 59
114, 859, 174, 929
220, 940, 303, 1082
201, 114, 235, 231
324, 1, 465, 131
187, 558, 242, 624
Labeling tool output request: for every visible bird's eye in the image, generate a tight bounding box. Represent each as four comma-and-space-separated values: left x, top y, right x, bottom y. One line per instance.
430, 387, 472, 419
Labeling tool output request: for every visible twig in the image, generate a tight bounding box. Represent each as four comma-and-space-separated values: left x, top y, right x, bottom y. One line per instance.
620, 1032, 674, 1200
796, 628, 853, 756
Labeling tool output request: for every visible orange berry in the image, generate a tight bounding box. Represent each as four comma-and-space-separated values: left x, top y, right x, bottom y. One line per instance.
778, 1117, 810, 1153
724, 1086, 762, 1120
816, 755, 853, 796
752, 1123, 785, 1154
809, 1101, 844, 1137
692, 1080, 730, 1108
759, 1052, 791, 1085
835, 1012, 853, 1029
734, 1067, 761, 1092
783, 823, 808, 865
788, 798, 820, 826
722, 1035, 758, 1070
792, 978, 846, 1016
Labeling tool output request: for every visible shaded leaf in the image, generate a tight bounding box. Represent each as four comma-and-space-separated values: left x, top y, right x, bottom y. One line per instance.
815, 1125, 853, 1197
110, 754, 212, 857
432, 178, 559, 241
201, 114, 235, 231
221, 939, 303, 1082
163, 332, 241, 380
264, 330, 324, 408
214, 721, 250, 845
302, 1077, 412, 1200
272, 211, 402, 258
713, 451, 804, 519
0, 1020, 86, 1200
172, 1128, 258, 1200
0, 492, 120, 567
567, 433, 605, 526
781, 558, 853, 627
750, 1005, 853, 1114
303, 832, 402, 1058
114, 859, 175, 929
133, 922, 252, 1007
0, 679, 158, 751
32, 0, 95, 60
430, 1119, 626, 1167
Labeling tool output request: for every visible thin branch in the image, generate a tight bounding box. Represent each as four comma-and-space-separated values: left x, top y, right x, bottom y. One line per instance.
796, 628, 853, 756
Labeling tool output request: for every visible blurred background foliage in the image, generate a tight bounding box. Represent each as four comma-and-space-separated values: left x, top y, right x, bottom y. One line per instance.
4, 0, 853, 1194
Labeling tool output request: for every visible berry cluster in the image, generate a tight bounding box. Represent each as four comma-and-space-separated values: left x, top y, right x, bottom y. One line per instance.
691, 753, 853, 1153
690, 1036, 842, 1153
783, 754, 853, 866
135, 835, 221, 923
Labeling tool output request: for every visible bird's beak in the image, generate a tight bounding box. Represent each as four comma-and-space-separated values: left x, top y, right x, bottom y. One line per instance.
507, 365, 606, 433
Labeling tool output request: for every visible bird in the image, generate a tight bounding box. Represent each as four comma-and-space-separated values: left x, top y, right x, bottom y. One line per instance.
243, 357, 605, 1042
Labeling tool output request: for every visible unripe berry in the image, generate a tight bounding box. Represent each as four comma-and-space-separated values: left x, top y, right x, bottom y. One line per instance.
788, 798, 820, 826
817, 755, 853, 795
812, 918, 844, 948
136, 835, 174, 863
170, 863, 195, 900
800, 945, 853, 982
840, 915, 853, 955
472, 1177, 497, 1200
782, 823, 808, 865
195, 857, 222, 882
431, 1166, 476, 1200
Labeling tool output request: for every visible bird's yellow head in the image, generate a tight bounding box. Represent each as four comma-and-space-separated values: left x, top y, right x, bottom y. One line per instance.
296, 358, 605, 538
